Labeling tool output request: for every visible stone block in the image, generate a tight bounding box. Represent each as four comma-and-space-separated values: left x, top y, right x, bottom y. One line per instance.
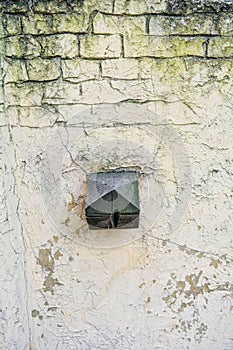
39, 34, 79, 58
32, 0, 113, 13
102, 58, 139, 79
82, 0, 113, 13
93, 13, 145, 35
62, 59, 99, 82
208, 37, 233, 57
114, 0, 167, 14
124, 35, 204, 58
22, 14, 88, 35
26, 58, 60, 81
32, 0, 68, 13
3, 14, 22, 35
57, 102, 157, 126
218, 14, 233, 36
5, 36, 41, 58
43, 79, 154, 105
22, 14, 53, 35
165, 0, 233, 15
0, 2, 28, 13
8, 106, 58, 127
80, 35, 122, 58
149, 14, 218, 36
53, 14, 88, 33
5, 83, 44, 107
4, 59, 28, 83
43, 80, 124, 104
139, 57, 233, 103
140, 57, 185, 99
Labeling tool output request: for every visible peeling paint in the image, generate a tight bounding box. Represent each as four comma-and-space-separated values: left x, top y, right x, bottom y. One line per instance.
0, 1, 233, 349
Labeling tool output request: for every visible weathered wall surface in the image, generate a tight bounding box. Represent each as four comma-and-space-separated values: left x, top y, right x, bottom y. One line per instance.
0, 0, 232, 349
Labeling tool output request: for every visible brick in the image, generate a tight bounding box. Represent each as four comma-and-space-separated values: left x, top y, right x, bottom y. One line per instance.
149, 14, 218, 36
57, 102, 156, 126
124, 35, 204, 58
1, 2, 28, 13
80, 35, 122, 58
43, 80, 124, 104
4, 59, 28, 83
218, 14, 233, 36
32, 0, 113, 13
39, 34, 79, 58
8, 106, 58, 127
165, 0, 233, 15
5, 83, 44, 107
82, 0, 113, 13
53, 14, 88, 33
26, 58, 60, 81
114, 0, 167, 14
139, 57, 233, 102
43, 79, 154, 105
62, 59, 99, 82
3, 15, 22, 35
208, 37, 233, 58
102, 58, 139, 79
5, 36, 41, 58
139, 57, 182, 84
32, 0, 68, 13
93, 13, 145, 35
22, 14, 88, 35
139, 58, 154, 79
22, 14, 53, 35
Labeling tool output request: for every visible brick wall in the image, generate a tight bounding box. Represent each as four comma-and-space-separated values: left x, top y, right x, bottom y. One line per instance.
0, 1, 232, 349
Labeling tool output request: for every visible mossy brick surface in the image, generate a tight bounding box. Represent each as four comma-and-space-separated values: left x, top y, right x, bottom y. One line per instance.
4, 59, 28, 83
7, 106, 59, 127
114, 0, 167, 14
26, 58, 60, 81
62, 59, 100, 82
38, 34, 79, 58
149, 14, 219, 36
30, 0, 113, 13
3, 14, 22, 35
22, 14, 88, 35
102, 58, 139, 79
124, 35, 204, 58
4, 83, 44, 107
80, 34, 122, 58
5, 36, 41, 58
208, 37, 233, 58
218, 14, 233, 36
93, 13, 146, 36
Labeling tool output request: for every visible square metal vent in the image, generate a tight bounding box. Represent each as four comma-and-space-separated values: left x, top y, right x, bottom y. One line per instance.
85, 171, 140, 230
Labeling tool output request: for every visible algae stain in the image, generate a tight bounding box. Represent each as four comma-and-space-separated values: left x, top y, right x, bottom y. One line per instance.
54, 250, 63, 260
68, 193, 77, 211
31, 309, 43, 321
38, 248, 54, 271
37, 245, 63, 294
210, 258, 220, 268
31, 309, 39, 318
43, 275, 63, 294
53, 235, 59, 243
61, 217, 70, 226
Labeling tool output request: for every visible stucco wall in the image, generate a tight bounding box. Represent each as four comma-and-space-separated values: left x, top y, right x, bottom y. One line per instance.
0, 0, 232, 349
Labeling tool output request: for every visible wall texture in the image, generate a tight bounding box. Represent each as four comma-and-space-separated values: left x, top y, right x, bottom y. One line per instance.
0, 0, 233, 349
